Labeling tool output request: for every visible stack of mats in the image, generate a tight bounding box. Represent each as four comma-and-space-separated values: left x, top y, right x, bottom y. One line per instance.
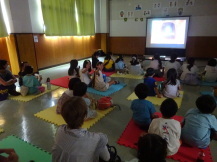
9, 85, 59, 102
34, 106, 114, 129
127, 91, 184, 108
0, 136, 51, 162
117, 112, 213, 162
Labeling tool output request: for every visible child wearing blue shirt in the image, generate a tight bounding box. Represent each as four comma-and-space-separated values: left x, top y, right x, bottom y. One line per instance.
181, 95, 217, 148
131, 83, 157, 130
144, 68, 161, 98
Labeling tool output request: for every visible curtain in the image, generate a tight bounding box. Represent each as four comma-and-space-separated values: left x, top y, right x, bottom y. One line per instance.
41, 0, 95, 36
0, 2, 8, 37
75, 0, 95, 35
41, 0, 76, 36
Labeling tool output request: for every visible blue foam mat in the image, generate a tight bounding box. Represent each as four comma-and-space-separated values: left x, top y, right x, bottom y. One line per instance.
87, 83, 126, 96
200, 81, 217, 86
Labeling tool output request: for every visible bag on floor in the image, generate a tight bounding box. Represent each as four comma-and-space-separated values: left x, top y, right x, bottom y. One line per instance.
97, 97, 113, 110
99, 144, 122, 162
20, 86, 29, 96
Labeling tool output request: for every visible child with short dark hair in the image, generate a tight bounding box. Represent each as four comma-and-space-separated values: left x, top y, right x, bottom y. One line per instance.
182, 95, 217, 148
127, 134, 167, 162
162, 68, 181, 98
52, 97, 110, 162
22, 66, 44, 95
148, 98, 181, 155
131, 83, 157, 130
148, 54, 163, 77
56, 78, 81, 114
73, 82, 97, 120
144, 68, 161, 98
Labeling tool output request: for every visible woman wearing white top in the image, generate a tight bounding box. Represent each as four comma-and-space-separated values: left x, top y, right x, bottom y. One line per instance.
180, 58, 199, 84
203, 58, 217, 82
80, 60, 92, 85
164, 54, 181, 77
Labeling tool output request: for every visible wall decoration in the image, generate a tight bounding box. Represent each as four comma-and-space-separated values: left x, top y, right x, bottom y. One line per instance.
119, 10, 125, 18
127, 11, 134, 18
135, 4, 142, 10
178, 8, 184, 16
153, 2, 161, 9
169, 1, 178, 8
124, 18, 128, 22
162, 7, 169, 16
140, 18, 143, 22
135, 18, 139, 22
185, 0, 195, 6
143, 10, 151, 17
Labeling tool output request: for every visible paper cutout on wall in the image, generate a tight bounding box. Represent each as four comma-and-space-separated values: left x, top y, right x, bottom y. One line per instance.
185, 0, 195, 6
120, 10, 125, 18
127, 11, 134, 18
162, 7, 169, 16
140, 18, 143, 22
178, 8, 184, 16
153, 2, 161, 9
135, 18, 138, 22
135, 4, 142, 10
124, 18, 128, 22
143, 10, 151, 17
169, 1, 178, 8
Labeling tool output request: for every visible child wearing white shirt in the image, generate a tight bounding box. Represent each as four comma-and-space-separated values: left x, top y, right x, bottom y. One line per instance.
202, 58, 217, 82
148, 98, 181, 156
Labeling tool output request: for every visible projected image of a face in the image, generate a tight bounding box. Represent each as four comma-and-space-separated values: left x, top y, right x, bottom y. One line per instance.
161, 22, 175, 39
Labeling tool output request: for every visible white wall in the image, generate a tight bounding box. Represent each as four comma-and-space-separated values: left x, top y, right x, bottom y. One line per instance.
110, 0, 217, 36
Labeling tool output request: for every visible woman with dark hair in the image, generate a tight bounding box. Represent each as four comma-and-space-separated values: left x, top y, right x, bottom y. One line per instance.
180, 57, 199, 85
0, 60, 20, 97
68, 59, 80, 79
103, 53, 115, 72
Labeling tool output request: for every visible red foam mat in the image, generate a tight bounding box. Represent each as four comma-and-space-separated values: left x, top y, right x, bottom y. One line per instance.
50, 76, 69, 88
117, 113, 213, 162
153, 77, 165, 82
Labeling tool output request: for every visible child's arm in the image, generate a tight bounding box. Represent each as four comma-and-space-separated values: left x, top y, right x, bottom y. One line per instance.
81, 68, 89, 73
0, 78, 15, 86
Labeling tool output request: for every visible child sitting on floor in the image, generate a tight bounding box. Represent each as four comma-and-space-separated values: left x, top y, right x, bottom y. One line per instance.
144, 68, 161, 98
68, 59, 80, 79
131, 83, 157, 130
52, 97, 110, 162
92, 62, 118, 92
148, 54, 163, 77
56, 78, 81, 114
148, 98, 181, 156
127, 134, 167, 162
129, 55, 142, 75
80, 60, 92, 86
162, 68, 181, 98
103, 54, 115, 72
73, 82, 97, 120
181, 95, 217, 148
115, 54, 126, 73
202, 58, 217, 82
22, 66, 44, 95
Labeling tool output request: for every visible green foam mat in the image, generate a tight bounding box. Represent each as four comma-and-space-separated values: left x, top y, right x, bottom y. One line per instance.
0, 136, 51, 162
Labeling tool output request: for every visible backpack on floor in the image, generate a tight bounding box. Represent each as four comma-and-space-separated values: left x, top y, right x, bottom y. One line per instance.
97, 97, 113, 110
99, 144, 122, 162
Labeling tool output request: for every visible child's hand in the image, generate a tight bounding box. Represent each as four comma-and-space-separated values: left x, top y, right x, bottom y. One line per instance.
157, 94, 162, 98
153, 114, 159, 118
